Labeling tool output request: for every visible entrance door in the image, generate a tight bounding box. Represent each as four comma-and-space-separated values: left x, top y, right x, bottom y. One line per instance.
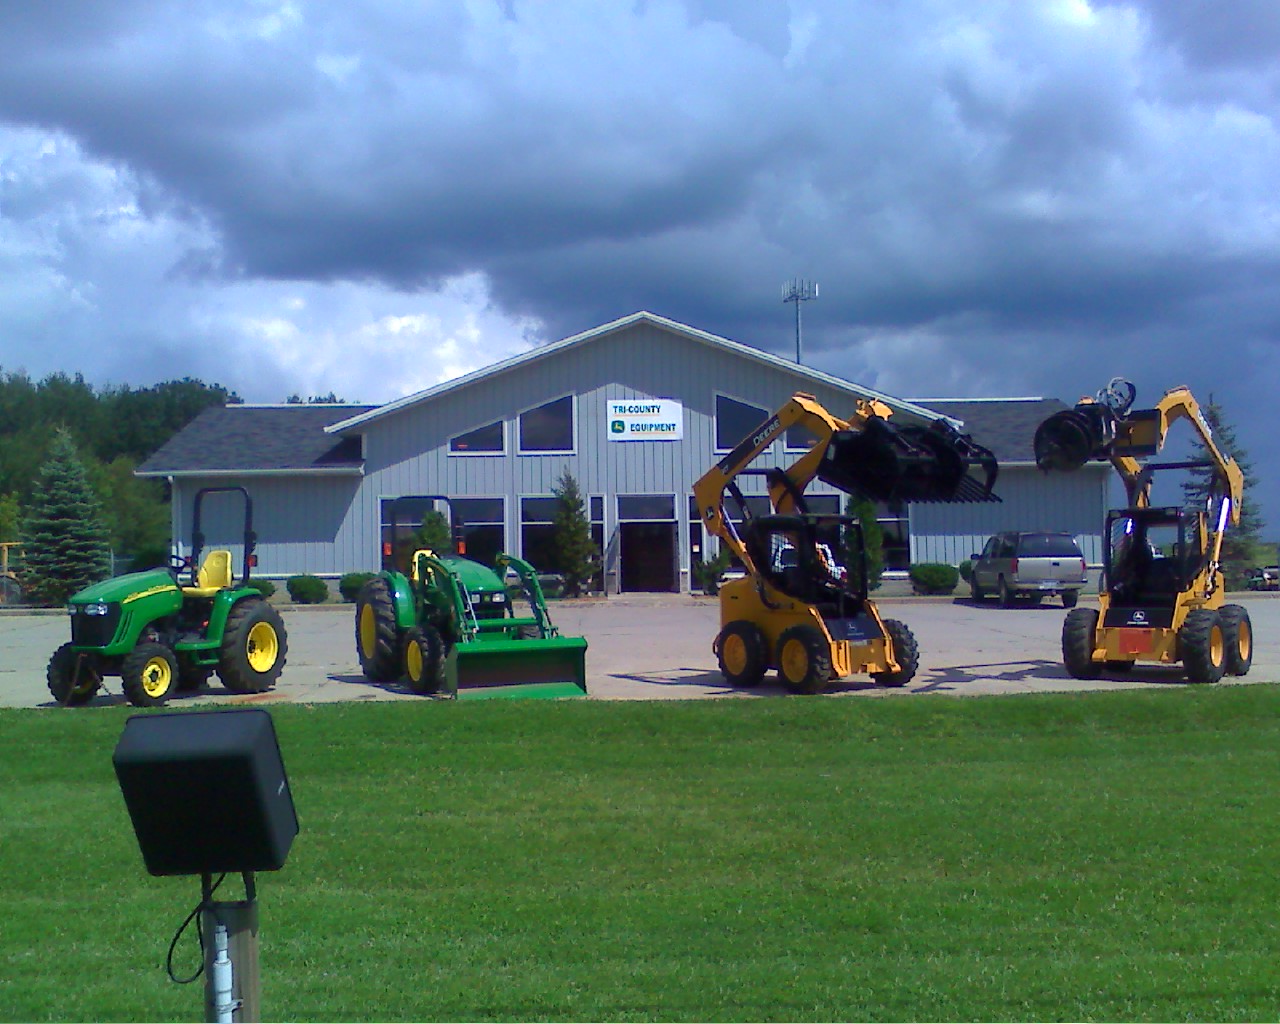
619, 521, 677, 592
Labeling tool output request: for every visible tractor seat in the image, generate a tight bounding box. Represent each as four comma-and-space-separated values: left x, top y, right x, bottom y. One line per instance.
410, 549, 438, 583
182, 550, 234, 597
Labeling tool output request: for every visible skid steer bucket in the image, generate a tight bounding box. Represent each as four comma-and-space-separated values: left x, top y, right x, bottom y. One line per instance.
445, 635, 589, 700
819, 416, 1000, 503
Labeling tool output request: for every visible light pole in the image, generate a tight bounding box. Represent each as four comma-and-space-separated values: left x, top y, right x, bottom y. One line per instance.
781, 279, 819, 364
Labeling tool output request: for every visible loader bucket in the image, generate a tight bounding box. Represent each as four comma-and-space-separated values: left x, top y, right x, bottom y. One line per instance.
819, 416, 999, 503
445, 635, 589, 700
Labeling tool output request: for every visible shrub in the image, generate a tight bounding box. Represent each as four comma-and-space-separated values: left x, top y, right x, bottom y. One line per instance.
692, 548, 733, 595
286, 574, 330, 604
909, 562, 960, 595
246, 578, 277, 599
339, 572, 377, 603
958, 559, 974, 584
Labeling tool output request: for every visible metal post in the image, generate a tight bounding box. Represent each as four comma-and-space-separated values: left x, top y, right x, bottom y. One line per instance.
781, 279, 819, 365
202, 875, 261, 1023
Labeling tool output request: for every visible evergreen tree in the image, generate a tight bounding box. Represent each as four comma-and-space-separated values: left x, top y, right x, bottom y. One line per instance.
413, 509, 455, 553
0, 493, 18, 543
1180, 398, 1267, 580
843, 495, 885, 591
552, 470, 600, 597
20, 429, 112, 604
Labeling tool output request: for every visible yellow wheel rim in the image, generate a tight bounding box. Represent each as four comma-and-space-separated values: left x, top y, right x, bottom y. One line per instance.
141, 656, 173, 698
359, 605, 377, 659
405, 639, 423, 682
1210, 624, 1224, 667
1238, 620, 1252, 661
722, 634, 748, 676
247, 621, 279, 672
780, 638, 809, 682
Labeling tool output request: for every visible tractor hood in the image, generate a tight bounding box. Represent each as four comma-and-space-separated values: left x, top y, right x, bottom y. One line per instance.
69, 568, 181, 606
438, 554, 507, 594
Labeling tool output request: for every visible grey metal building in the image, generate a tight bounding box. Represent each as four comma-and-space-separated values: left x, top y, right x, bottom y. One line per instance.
137, 311, 1109, 591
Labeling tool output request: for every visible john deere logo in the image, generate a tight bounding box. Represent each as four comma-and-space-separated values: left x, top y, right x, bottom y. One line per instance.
610, 420, 625, 434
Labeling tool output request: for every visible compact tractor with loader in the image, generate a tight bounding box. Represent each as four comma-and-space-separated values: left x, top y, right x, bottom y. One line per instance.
354, 496, 588, 699
47, 486, 288, 707
1034, 378, 1251, 683
694, 392, 999, 694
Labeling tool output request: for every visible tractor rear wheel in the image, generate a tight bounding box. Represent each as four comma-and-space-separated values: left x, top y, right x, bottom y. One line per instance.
1062, 607, 1102, 679
1219, 605, 1252, 676
1180, 608, 1226, 684
356, 577, 401, 682
47, 643, 101, 706
122, 643, 180, 707
404, 625, 447, 695
872, 619, 919, 687
715, 620, 768, 687
776, 624, 832, 694
219, 598, 288, 693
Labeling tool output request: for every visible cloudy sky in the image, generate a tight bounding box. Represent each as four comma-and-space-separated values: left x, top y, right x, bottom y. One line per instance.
1, 1, 1277, 531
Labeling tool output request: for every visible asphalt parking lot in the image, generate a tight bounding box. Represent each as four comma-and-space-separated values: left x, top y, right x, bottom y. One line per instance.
2, 593, 1277, 709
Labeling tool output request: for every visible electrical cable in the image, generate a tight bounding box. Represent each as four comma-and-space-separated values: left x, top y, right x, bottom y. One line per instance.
165, 872, 226, 985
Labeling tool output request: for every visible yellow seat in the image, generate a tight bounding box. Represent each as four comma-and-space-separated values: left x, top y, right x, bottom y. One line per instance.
182, 550, 234, 597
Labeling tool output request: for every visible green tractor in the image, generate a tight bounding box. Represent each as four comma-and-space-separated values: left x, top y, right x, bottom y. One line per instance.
47, 486, 288, 707
355, 496, 588, 699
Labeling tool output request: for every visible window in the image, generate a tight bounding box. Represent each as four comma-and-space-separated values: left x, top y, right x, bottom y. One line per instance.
451, 497, 505, 566
519, 396, 574, 452
715, 395, 769, 451
878, 501, 909, 570
449, 420, 504, 454
785, 422, 819, 450
380, 496, 449, 573
617, 495, 674, 521
521, 496, 560, 573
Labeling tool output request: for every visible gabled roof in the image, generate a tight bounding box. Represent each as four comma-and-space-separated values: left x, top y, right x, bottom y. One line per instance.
911, 397, 1072, 465
136, 404, 376, 477
324, 311, 961, 434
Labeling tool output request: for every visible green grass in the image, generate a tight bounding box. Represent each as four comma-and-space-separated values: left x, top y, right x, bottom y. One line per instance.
4, 688, 1280, 1021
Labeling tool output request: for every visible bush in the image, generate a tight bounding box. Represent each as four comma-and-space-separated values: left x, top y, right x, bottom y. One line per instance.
286, 574, 330, 604
339, 572, 377, 603
246, 578, 276, 599
909, 562, 960, 595
958, 559, 974, 584
692, 548, 733, 595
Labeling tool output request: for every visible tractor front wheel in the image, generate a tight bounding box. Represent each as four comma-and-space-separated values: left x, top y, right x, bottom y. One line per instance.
1062, 608, 1102, 679
47, 643, 101, 706
715, 620, 768, 687
404, 625, 447, 695
356, 577, 401, 682
122, 643, 180, 707
776, 624, 832, 694
219, 598, 288, 693
872, 619, 919, 687
1181, 609, 1226, 684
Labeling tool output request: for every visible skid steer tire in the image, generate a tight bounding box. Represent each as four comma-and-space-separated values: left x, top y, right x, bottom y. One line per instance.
1219, 605, 1253, 677
122, 643, 180, 707
715, 620, 768, 688
872, 619, 919, 688
1062, 608, 1102, 679
776, 624, 832, 694
219, 598, 288, 693
1180, 608, 1226, 684
47, 643, 101, 706
356, 577, 401, 682
404, 625, 447, 695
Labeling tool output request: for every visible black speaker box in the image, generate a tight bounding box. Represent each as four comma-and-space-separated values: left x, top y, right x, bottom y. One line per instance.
113, 709, 298, 876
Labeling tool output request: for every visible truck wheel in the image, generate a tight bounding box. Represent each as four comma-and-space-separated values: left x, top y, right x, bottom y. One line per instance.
776, 624, 832, 694
1180, 609, 1226, 684
404, 625, 447, 695
872, 619, 919, 688
1062, 590, 1079, 609
122, 643, 179, 707
356, 577, 401, 682
998, 577, 1015, 608
969, 579, 985, 602
1062, 608, 1102, 679
1217, 605, 1252, 677
715, 620, 768, 687
219, 598, 288, 693
47, 643, 101, 706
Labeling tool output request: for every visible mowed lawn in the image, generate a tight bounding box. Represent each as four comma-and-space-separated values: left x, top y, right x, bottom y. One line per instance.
3, 688, 1280, 1022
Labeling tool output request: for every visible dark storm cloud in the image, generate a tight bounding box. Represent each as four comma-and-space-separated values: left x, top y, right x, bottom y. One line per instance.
0, 0, 1278, 527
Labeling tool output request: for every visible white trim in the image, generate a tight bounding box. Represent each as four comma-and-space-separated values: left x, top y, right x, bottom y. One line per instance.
136, 466, 363, 478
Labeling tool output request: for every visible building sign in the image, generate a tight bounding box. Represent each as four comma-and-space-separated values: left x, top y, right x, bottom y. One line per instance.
607, 399, 684, 441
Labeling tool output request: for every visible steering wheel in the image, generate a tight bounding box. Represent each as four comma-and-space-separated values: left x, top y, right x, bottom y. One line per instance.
168, 554, 189, 575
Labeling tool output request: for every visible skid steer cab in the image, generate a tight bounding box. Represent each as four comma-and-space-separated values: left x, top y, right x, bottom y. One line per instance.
48, 486, 288, 707
354, 495, 588, 699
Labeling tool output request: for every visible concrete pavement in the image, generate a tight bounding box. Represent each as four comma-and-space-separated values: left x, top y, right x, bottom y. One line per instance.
2, 594, 1277, 709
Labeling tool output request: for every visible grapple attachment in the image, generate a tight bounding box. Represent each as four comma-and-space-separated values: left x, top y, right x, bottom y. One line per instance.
818, 416, 1000, 503
1034, 404, 1118, 472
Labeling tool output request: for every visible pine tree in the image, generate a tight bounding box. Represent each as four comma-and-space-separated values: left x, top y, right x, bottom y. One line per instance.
843, 495, 885, 591
1180, 398, 1266, 583
552, 470, 600, 597
20, 429, 112, 604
